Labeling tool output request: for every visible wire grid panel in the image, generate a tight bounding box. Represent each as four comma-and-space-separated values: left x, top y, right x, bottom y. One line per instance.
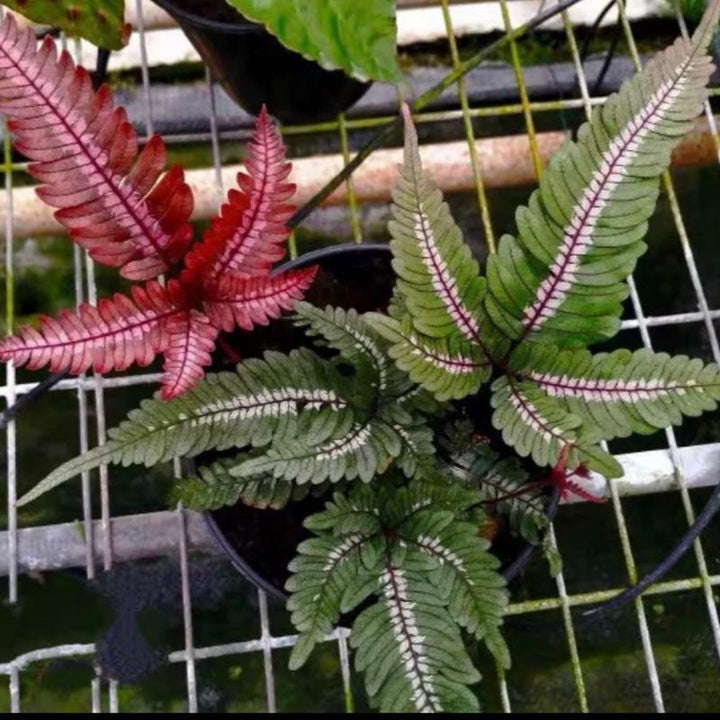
1, 0, 720, 712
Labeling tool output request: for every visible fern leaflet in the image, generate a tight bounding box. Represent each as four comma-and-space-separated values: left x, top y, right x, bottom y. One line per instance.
288, 480, 508, 712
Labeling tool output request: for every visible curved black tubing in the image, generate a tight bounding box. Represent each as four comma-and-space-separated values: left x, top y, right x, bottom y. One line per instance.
578, 476, 720, 623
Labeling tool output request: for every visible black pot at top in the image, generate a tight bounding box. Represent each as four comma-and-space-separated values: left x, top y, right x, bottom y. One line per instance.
152, 0, 371, 124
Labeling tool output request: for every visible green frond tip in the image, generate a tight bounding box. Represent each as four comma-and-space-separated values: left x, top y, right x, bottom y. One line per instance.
511, 344, 720, 442
18, 349, 352, 506
485, 0, 720, 347
390, 105, 499, 357
287, 480, 509, 711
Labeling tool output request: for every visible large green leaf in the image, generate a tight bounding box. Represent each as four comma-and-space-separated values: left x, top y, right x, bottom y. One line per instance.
225, 0, 400, 82
485, 5, 720, 347
1, 1, 129, 49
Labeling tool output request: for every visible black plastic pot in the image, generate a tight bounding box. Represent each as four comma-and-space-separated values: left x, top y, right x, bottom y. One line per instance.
201, 244, 396, 599
199, 243, 556, 600
152, 0, 371, 124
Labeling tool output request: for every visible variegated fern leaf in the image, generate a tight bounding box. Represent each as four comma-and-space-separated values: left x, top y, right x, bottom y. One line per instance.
508, 344, 720, 442
171, 456, 317, 511
192, 304, 439, 499
18, 349, 352, 505
371, 2, 720, 481
287, 480, 509, 712
19, 306, 437, 506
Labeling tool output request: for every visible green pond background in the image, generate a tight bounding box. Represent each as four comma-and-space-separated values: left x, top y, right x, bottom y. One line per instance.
2, 17, 720, 712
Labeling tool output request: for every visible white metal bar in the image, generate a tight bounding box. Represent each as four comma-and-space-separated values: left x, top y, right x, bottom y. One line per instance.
178, 501, 199, 713
258, 590, 278, 713
337, 631, 354, 713
547, 525, 589, 711
73, 244, 96, 582
608, 480, 665, 711
4, 126, 17, 605
134, 0, 154, 136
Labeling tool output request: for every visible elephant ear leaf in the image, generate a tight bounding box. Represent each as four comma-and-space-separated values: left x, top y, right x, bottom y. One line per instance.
224, 0, 400, 82
2, 1, 130, 50
485, 2, 720, 348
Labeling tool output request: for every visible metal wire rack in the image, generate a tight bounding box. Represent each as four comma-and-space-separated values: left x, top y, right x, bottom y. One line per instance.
1, 0, 720, 712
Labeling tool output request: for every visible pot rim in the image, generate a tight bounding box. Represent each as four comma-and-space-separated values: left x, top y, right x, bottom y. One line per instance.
152, 0, 267, 35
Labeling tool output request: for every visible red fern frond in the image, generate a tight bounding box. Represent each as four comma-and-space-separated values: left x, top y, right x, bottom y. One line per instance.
182, 106, 294, 289
0, 16, 194, 281
0, 18, 316, 400
203, 267, 318, 332
161, 311, 219, 400
0, 282, 178, 374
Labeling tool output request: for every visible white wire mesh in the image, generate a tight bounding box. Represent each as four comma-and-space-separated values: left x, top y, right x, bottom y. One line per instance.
1, 0, 719, 713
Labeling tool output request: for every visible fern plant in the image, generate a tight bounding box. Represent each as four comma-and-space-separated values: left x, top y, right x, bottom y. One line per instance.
287, 479, 508, 712
18, 302, 439, 505
369, 4, 720, 483
0, 15, 315, 399
14, 5, 720, 713
19, 301, 517, 710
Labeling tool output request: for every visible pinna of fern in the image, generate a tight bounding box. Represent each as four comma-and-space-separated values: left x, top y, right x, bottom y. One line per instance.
0, 15, 315, 399
369, 1, 720, 481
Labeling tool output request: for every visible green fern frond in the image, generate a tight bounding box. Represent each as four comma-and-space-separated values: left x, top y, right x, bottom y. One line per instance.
172, 455, 311, 510
485, 6, 720, 346
230, 416, 431, 484
470, 444, 547, 544
18, 349, 351, 506
388, 105, 508, 365
294, 302, 404, 397
491, 376, 623, 477
352, 566, 481, 712
511, 344, 720, 441
288, 480, 508, 712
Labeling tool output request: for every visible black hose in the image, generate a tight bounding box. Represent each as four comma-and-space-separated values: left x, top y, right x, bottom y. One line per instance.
0, 370, 68, 431
504, 478, 720, 631
578, 477, 720, 622
502, 488, 561, 582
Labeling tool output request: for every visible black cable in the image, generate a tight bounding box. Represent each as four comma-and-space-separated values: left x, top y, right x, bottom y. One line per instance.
0, 370, 67, 431
578, 477, 720, 623
93, 48, 111, 90
502, 488, 561, 582
504, 478, 720, 631
591, 19, 622, 95
579, 0, 618, 64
